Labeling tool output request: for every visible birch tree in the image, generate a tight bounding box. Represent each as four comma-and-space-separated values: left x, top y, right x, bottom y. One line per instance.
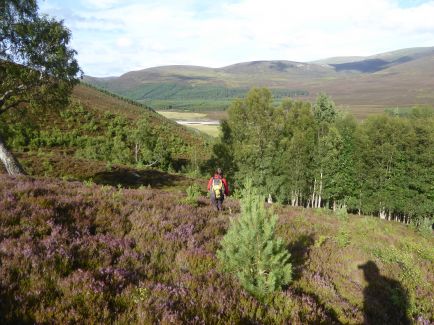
282, 102, 316, 207
312, 93, 337, 208
0, 0, 81, 175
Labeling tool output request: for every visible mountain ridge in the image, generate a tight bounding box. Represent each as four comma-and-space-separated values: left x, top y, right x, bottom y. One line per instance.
84, 46, 434, 113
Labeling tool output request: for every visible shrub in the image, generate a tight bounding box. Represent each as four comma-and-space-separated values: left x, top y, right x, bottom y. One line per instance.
180, 183, 202, 206
315, 235, 328, 248
335, 205, 349, 221
217, 178, 292, 301
412, 217, 433, 237
336, 230, 351, 248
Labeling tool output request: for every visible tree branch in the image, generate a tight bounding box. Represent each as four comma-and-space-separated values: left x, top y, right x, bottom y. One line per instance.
0, 99, 30, 116
0, 84, 29, 115
0, 89, 15, 107
144, 160, 159, 167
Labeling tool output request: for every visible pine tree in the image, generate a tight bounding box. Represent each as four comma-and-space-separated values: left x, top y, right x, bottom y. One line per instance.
217, 179, 292, 301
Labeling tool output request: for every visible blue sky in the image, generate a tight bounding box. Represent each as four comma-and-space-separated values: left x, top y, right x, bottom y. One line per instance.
39, 0, 434, 77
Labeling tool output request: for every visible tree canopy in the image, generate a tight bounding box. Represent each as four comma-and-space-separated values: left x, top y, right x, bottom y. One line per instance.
0, 0, 81, 174
212, 88, 434, 225
1, 0, 81, 115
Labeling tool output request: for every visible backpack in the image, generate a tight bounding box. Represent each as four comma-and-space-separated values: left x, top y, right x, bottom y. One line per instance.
212, 177, 224, 199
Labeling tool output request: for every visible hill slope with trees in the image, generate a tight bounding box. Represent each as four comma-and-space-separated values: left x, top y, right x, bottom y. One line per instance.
0, 83, 211, 181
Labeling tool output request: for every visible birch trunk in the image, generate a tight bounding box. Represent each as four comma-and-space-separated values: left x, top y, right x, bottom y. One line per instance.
379, 208, 386, 220
0, 136, 26, 175
312, 179, 316, 208
291, 190, 296, 207
317, 171, 323, 208
134, 142, 140, 163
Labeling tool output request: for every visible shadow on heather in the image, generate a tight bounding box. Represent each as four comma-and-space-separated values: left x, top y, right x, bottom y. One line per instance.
359, 261, 410, 325
287, 233, 315, 281
91, 167, 187, 189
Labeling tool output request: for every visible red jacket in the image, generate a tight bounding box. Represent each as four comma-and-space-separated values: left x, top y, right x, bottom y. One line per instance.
207, 174, 229, 196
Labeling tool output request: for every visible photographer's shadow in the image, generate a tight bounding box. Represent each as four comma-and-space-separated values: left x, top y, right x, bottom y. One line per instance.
359, 261, 410, 325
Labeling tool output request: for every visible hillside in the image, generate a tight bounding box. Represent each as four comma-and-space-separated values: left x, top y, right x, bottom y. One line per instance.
0, 175, 432, 323
84, 47, 434, 114
0, 83, 211, 181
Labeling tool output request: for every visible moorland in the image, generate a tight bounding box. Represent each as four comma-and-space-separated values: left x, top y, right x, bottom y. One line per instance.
1, 3, 433, 323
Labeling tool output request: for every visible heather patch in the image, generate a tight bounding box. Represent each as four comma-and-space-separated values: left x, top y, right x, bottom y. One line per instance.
0, 175, 432, 323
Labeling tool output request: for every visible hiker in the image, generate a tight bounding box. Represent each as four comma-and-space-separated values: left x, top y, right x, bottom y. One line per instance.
207, 168, 229, 211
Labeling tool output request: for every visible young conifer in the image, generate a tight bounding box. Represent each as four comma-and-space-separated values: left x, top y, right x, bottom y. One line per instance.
217, 179, 292, 300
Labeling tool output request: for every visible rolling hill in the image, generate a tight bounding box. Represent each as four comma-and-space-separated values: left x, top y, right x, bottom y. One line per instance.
84, 46, 434, 115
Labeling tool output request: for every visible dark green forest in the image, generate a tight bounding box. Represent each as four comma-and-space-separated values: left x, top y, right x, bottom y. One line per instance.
210, 88, 434, 227
92, 82, 308, 111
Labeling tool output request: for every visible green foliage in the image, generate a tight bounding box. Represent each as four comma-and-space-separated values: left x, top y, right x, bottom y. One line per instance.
0, 0, 81, 115
314, 235, 328, 248
373, 247, 422, 287
213, 87, 433, 223
94, 82, 308, 111
217, 178, 292, 301
335, 206, 349, 221
313, 92, 337, 125
385, 105, 434, 118
215, 88, 288, 195
335, 230, 351, 248
412, 217, 433, 237
372, 245, 424, 315
180, 183, 202, 206
0, 0, 81, 174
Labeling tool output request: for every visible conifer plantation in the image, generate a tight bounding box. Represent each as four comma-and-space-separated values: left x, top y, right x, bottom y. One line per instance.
1, 0, 433, 324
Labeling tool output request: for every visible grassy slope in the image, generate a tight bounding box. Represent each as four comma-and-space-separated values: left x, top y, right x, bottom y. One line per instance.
0, 175, 432, 324
85, 47, 434, 116
71, 83, 211, 144
0, 83, 212, 180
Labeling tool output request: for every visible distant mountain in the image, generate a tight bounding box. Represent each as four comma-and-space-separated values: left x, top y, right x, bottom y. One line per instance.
313, 47, 434, 73
84, 47, 434, 114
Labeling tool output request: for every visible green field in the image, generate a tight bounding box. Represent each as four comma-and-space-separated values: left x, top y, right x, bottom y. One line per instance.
157, 110, 221, 137
186, 124, 220, 137
156, 111, 209, 120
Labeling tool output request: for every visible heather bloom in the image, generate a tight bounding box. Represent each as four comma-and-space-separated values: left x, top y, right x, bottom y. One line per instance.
0, 175, 431, 324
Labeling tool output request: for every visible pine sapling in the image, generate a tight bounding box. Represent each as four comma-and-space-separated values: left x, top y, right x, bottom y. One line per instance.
217, 179, 292, 301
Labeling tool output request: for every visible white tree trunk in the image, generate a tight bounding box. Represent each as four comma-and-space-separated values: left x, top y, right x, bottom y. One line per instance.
312, 179, 316, 208
0, 136, 26, 175
379, 208, 386, 220
317, 171, 323, 208
134, 142, 140, 163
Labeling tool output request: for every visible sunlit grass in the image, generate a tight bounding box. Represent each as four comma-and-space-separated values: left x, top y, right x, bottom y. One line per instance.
187, 124, 220, 137
157, 111, 208, 120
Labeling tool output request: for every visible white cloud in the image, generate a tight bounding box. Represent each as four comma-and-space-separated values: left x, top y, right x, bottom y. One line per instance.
42, 0, 434, 76
116, 37, 132, 48
82, 0, 125, 9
